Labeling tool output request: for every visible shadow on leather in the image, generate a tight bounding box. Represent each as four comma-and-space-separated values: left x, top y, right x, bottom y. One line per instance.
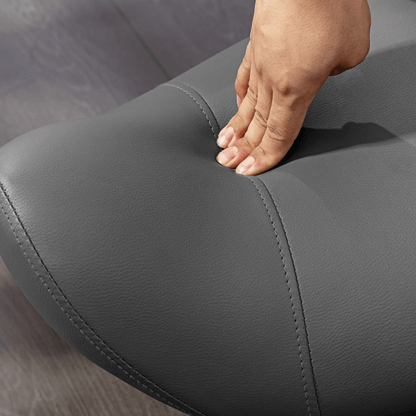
265, 42, 416, 171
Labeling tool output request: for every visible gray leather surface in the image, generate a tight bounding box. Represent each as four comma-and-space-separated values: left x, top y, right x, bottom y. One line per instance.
0, 1, 415, 415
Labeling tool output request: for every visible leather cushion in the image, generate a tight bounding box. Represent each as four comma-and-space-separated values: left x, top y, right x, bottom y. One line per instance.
1, 1, 416, 415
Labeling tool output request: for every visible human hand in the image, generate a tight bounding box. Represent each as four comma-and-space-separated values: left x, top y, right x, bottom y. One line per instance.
216, 0, 371, 175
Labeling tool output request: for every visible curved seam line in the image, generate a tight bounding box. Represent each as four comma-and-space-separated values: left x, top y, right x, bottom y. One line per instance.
159, 79, 317, 414
160, 83, 218, 139
256, 176, 322, 416
173, 81, 221, 134
0, 181, 205, 416
246, 176, 313, 416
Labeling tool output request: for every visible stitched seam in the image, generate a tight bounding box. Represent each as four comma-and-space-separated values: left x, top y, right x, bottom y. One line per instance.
160, 83, 217, 139
246, 177, 312, 416
257, 177, 321, 416
256, 176, 322, 415
162, 79, 317, 414
159, 77, 317, 413
0, 181, 204, 416
174, 81, 221, 134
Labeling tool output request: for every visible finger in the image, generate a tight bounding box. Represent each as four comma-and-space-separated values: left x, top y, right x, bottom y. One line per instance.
227, 71, 259, 148
235, 92, 311, 176
235, 40, 252, 104
237, 94, 242, 109
217, 41, 252, 145
218, 81, 273, 169
216, 70, 258, 150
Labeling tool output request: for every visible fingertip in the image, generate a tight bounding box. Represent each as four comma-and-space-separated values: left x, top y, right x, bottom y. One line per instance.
238, 144, 287, 176
217, 126, 234, 148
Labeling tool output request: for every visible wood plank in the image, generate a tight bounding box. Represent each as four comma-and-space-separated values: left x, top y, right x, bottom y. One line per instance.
0, 0, 168, 147
109, 0, 255, 79
0, 257, 184, 416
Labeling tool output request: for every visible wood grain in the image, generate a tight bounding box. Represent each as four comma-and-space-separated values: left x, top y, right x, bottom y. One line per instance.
0, 0, 168, 147
108, 0, 255, 79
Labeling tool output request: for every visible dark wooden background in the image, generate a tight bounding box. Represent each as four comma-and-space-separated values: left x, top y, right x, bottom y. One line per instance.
0, 0, 254, 414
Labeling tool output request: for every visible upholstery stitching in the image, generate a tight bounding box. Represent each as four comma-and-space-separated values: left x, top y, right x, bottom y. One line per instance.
160, 83, 218, 139
174, 81, 221, 135
257, 177, 321, 416
160, 77, 317, 414
0, 181, 204, 416
246, 176, 312, 416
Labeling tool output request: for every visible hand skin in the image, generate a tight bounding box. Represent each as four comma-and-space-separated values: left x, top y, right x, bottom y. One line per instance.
216, 0, 371, 175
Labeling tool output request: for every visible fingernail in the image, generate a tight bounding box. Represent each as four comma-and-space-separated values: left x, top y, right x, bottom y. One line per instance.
236, 155, 255, 175
217, 126, 234, 148
217, 146, 238, 165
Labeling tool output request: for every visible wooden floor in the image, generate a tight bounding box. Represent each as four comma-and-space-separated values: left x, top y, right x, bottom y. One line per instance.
0, 0, 254, 414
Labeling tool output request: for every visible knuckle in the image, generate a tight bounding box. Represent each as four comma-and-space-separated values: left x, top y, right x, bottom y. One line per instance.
236, 57, 250, 78
245, 86, 258, 104
274, 80, 297, 99
235, 77, 247, 96
241, 135, 255, 150
237, 61, 250, 81
276, 78, 302, 98
242, 55, 251, 72
235, 75, 249, 95
256, 145, 268, 158
237, 59, 250, 78
266, 120, 287, 142
253, 60, 263, 77
272, 70, 297, 95
234, 110, 247, 126
273, 69, 316, 99
253, 109, 268, 129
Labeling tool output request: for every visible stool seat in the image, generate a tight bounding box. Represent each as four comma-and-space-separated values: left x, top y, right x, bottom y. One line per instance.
1, 1, 416, 415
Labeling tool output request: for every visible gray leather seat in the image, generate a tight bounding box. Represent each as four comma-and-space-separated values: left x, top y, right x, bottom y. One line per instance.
0, 1, 415, 415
